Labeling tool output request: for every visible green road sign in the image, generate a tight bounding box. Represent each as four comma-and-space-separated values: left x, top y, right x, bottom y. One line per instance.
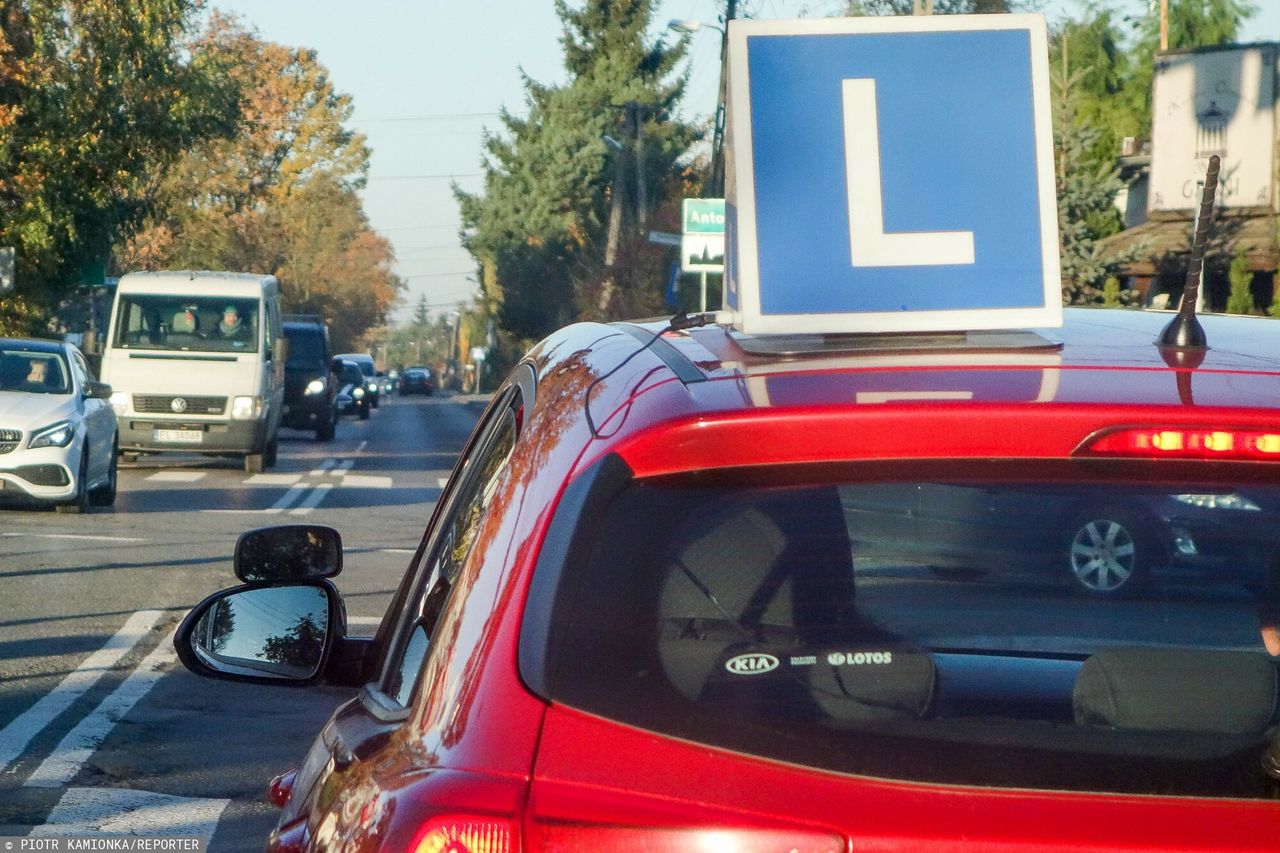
683, 199, 726, 234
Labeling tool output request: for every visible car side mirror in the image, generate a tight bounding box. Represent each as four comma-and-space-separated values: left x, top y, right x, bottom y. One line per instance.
234, 524, 343, 583
330, 358, 344, 373
176, 583, 336, 684
84, 381, 112, 400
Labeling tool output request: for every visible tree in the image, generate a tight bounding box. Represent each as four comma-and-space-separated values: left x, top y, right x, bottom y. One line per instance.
1226, 247, 1253, 314
457, 0, 697, 345
119, 14, 400, 350
845, 1, 1035, 14
0, 0, 237, 333
1053, 58, 1134, 303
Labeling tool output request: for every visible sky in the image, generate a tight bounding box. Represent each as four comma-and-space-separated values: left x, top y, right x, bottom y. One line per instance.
210, 1, 1280, 326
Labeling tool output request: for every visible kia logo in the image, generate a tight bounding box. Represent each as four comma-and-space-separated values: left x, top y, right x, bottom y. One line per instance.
724, 653, 779, 676
170, 397, 188, 414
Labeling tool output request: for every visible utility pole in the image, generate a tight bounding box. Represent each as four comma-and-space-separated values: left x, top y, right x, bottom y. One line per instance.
631, 102, 648, 230
710, 0, 737, 195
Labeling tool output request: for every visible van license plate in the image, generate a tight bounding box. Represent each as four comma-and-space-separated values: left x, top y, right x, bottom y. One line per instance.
154, 429, 203, 444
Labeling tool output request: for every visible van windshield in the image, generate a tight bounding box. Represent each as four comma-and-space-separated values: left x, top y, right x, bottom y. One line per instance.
112, 295, 260, 354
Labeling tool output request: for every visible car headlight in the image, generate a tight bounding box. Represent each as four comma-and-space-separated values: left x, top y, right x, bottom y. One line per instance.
352, 387, 365, 399
304, 379, 326, 396
109, 391, 130, 416
1173, 493, 1262, 511
231, 396, 263, 420
29, 420, 76, 449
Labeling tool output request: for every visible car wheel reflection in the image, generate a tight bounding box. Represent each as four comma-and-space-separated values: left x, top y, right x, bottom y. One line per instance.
1065, 507, 1151, 597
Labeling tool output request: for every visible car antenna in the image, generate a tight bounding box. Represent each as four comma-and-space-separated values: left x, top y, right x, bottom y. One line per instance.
1157, 154, 1219, 353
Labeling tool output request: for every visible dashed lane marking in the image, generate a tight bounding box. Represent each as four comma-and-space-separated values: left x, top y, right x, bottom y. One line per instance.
289, 483, 334, 515
437, 478, 450, 488
25, 630, 179, 788
331, 459, 356, 475
311, 458, 336, 475
29, 787, 228, 840
339, 474, 393, 489
357, 440, 368, 453
265, 483, 309, 514
0, 611, 161, 776
244, 473, 303, 486
0, 533, 147, 542
144, 471, 207, 483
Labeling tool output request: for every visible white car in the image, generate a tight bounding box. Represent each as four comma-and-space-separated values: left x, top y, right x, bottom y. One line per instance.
0, 338, 119, 513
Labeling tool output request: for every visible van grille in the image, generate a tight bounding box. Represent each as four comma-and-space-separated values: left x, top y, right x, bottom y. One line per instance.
0, 429, 20, 454
133, 395, 226, 415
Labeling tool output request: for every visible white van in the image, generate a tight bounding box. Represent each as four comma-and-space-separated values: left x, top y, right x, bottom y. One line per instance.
101, 271, 284, 473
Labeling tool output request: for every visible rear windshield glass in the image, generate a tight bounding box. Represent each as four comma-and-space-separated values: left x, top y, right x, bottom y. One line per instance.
546, 475, 1280, 799
0, 349, 70, 394
112, 295, 260, 353
284, 328, 325, 368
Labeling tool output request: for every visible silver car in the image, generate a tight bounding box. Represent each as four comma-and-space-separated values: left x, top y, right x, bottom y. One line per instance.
0, 338, 118, 513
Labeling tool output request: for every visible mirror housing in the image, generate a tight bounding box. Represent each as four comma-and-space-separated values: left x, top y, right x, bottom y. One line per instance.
84, 380, 113, 400
235, 524, 342, 583
176, 582, 339, 685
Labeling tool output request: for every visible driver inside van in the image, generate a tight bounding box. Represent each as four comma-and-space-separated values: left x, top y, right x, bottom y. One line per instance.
215, 304, 251, 341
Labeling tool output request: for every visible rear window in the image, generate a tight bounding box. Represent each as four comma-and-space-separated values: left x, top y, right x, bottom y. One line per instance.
284, 327, 326, 368
542, 469, 1280, 799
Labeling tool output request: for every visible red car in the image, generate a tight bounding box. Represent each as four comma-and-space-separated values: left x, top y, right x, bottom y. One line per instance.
177, 307, 1280, 851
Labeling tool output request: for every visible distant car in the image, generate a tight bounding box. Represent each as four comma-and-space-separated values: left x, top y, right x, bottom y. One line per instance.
281, 318, 338, 441
843, 484, 1280, 597
332, 359, 370, 420
398, 367, 434, 396
0, 338, 118, 513
335, 353, 379, 408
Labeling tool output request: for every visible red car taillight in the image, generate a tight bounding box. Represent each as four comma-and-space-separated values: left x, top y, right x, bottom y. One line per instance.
412, 817, 517, 853
528, 823, 842, 852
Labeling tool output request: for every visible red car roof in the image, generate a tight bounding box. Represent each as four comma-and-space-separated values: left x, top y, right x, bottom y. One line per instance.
522, 308, 1280, 481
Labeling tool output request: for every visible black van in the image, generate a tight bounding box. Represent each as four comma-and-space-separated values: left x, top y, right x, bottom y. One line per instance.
281, 316, 338, 441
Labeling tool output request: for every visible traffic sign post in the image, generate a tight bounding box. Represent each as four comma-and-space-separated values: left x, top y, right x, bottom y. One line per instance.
681, 198, 725, 274
723, 15, 1061, 335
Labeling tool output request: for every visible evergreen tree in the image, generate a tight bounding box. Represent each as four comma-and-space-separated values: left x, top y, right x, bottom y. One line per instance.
1226, 248, 1254, 314
845, 1, 1034, 14
457, 0, 697, 344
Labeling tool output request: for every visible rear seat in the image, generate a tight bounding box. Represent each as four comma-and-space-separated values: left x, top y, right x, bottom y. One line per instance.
1073, 647, 1280, 735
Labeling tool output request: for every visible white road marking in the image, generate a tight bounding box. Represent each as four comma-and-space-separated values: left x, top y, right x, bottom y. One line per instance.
381, 548, 415, 555
145, 471, 207, 483
0, 533, 147, 543
357, 440, 368, 453
244, 473, 303, 486
437, 477, 450, 488
340, 474, 393, 489
348, 616, 381, 626
26, 631, 179, 788
265, 483, 309, 514
29, 787, 228, 839
330, 459, 355, 475
0, 611, 161, 776
310, 458, 336, 475
289, 483, 333, 515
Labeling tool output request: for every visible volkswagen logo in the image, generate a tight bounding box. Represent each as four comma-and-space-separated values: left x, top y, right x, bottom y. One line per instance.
170, 397, 188, 414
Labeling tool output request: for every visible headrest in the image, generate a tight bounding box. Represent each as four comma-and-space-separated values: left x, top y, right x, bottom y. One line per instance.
1074, 648, 1279, 735
808, 646, 936, 721
172, 311, 195, 333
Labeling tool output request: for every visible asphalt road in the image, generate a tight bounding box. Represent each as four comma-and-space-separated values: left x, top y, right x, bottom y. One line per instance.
0, 392, 486, 850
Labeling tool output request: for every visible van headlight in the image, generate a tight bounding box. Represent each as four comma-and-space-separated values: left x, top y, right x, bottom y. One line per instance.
29, 420, 76, 449
110, 391, 130, 416
231, 396, 263, 420
352, 387, 365, 399
304, 379, 326, 396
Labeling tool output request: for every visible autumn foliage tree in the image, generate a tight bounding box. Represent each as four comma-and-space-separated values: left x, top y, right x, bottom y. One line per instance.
119, 14, 400, 350
0, 0, 236, 334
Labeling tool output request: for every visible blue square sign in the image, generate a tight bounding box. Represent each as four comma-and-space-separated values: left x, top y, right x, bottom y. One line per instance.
724, 15, 1061, 334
